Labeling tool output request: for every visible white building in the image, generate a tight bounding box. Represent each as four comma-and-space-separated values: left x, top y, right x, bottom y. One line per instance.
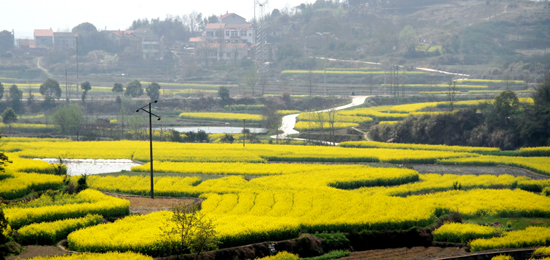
204, 13, 255, 44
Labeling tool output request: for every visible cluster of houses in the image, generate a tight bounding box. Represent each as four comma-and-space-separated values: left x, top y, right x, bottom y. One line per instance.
15, 12, 335, 63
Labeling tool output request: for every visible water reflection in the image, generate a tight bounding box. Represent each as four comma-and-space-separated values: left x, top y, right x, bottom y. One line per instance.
36, 158, 140, 176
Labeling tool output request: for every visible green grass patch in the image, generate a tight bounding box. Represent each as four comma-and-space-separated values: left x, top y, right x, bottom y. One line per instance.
465, 216, 550, 231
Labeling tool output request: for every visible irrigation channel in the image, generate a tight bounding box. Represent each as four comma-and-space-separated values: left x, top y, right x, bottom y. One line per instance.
271, 95, 370, 144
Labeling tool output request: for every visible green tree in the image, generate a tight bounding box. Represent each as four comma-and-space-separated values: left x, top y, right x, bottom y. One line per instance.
218, 86, 230, 101
39, 78, 62, 105
2, 108, 17, 124
125, 80, 143, 98
0, 209, 12, 259
112, 83, 124, 94
81, 81, 91, 103
52, 104, 84, 136
519, 73, 550, 146
398, 25, 418, 53
145, 82, 161, 102
0, 82, 4, 100
2, 107, 17, 135
0, 30, 14, 53
8, 84, 23, 114
160, 202, 219, 259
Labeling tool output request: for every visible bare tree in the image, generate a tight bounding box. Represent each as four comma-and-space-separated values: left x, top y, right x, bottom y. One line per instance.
262, 97, 282, 141
307, 66, 315, 96
327, 109, 337, 146
315, 112, 327, 143
243, 67, 259, 95
160, 202, 219, 259
448, 80, 457, 112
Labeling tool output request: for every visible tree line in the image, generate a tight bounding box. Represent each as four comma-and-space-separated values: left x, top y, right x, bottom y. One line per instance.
369, 74, 550, 150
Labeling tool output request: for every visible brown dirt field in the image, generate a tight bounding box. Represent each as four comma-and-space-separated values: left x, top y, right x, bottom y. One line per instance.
412, 165, 549, 180
340, 246, 467, 260
103, 192, 203, 215
7, 245, 69, 260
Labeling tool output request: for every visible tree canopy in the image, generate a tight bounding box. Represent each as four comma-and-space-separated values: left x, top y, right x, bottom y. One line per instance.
112, 83, 124, 94
399, 25, 418, 53
146, 82, 161, 101
125, 80, 143, 98
0, 30, 14, 53
39, 78, 62, 99
9, 84, 23, 113
52, 104, 83, 135
2, 108, 17, 124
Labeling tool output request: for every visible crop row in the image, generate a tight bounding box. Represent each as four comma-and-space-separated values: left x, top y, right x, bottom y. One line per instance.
4, 189, 129, 229
433, 223, 498, 243
470, 226, 550, 252
67, 187, 550, 255
281, 70, 425, 75
24, 252, 153, 260
131, 162, 379, 176
382, 84, 488, 89
438, 156, 550, 176
294, 121, 359, 131
339, 141, 500, 153
297, 112, 373, 124
18, 214, 103, 245
0, 171, 64, 200
178, 112, 263, 122
89, 166, 421, 197
455, 79, 525, 85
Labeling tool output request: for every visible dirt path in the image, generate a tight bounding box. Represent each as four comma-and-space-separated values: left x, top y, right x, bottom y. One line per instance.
7, 246, 69, 260
351, 127, 372, 141
412, 165, 549, 180
36, 57, 51, 77
340, 246, 468, 260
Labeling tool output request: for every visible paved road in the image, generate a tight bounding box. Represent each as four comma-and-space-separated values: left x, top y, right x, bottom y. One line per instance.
271, 95, 369, 142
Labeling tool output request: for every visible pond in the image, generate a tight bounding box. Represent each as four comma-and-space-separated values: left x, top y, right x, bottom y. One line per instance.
159, 126, 268, 134
36, 158, 140, 176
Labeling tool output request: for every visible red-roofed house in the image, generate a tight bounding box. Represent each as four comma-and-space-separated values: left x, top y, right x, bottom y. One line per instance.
219, 13, 247, 24
203, 13, 254, 45
34, 29, 53, 48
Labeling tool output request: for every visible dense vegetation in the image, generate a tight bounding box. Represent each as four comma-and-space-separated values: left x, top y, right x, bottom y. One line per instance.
370, 75, 550, 149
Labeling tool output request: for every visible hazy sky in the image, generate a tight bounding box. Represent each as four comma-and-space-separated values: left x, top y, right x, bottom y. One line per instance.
3, 0, 312, 39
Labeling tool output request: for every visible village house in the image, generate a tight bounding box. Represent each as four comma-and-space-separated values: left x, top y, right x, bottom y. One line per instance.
34, 29, 53, 49
107, 29, 165, 61
53, 32, 77, 49
203, 13, 255, 45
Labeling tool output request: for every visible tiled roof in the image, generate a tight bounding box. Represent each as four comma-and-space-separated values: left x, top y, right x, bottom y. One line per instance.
220, 13, 236, 19
34, 29, 53, 37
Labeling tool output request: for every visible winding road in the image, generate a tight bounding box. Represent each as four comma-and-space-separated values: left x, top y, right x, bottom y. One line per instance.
271, 95, 369, 141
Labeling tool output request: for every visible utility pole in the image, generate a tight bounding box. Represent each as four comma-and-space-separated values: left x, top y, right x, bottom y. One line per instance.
65, 70, 68, 103
75, 35, 79, 100
136, 100, 161, 199
324, 67, 327, 96
243, 119, 246, 147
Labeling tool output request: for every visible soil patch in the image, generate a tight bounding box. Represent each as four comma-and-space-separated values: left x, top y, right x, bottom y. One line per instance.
7, 245, 69, 260
412, 165, 548, 180
104, 192, 202, 215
